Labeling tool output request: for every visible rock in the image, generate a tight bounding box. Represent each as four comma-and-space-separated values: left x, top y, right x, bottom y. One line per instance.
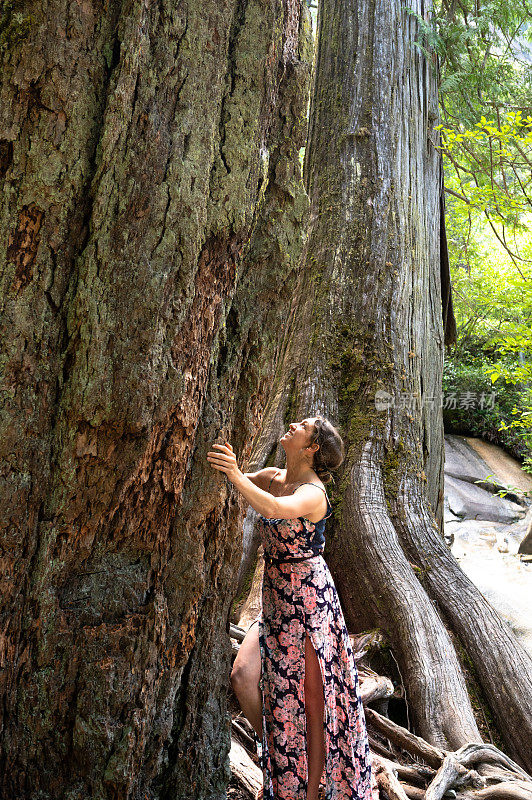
445, 474, 525, 523
445, 435, 497, 483
497, 537, 509, 553
445, 435, 532, 657
518, 523, 532, 555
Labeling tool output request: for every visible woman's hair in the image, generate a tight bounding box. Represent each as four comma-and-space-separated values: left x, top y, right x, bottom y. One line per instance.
308, 416, 345, 485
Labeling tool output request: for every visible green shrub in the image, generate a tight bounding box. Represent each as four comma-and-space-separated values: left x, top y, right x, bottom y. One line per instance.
443, 348, 529, 463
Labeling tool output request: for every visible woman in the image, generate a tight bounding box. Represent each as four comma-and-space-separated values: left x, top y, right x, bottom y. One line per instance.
207, 416, 375, 800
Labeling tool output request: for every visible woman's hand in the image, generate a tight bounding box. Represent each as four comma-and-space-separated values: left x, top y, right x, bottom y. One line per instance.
206, 442, 241, 482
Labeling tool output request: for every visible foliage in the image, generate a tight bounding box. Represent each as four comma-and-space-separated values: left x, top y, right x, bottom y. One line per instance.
447, 236, 532, 356
442, 346, 529, 463
404, 0, 532, 265
442, 230, 532, 468
436, 112, 532, 273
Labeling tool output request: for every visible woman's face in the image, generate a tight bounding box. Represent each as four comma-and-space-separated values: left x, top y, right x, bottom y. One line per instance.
280, 417, 319, 454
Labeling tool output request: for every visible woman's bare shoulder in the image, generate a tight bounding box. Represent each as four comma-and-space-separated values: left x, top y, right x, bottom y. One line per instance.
244, 467, 284, 491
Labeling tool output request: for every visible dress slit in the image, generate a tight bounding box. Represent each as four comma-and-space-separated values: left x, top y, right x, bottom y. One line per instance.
304, 629, 328, 795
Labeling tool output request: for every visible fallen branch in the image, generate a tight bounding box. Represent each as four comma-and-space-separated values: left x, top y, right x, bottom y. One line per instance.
366, 707, 445, 768
229, 736, 262, 798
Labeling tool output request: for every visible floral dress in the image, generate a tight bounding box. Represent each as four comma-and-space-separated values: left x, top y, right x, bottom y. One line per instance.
255, 478, 377, 800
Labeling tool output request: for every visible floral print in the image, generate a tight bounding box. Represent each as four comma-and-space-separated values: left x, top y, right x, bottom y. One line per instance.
256, 511, 377, 800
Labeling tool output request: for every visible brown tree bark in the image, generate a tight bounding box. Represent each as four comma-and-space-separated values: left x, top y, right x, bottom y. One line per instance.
0, 1, 312, 797
237, 0, 532, 775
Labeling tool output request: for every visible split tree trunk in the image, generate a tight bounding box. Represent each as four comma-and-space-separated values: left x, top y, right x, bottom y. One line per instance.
0, 1, 312, 797
239, 0, 532, 774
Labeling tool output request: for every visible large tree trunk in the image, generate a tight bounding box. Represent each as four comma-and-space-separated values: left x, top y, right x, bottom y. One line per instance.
0, 1, 312, 796
238, 0, 532, 775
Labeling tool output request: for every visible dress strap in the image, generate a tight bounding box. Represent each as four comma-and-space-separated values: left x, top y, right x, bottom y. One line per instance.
296, 482, 327, 495
268, 469, 282, 492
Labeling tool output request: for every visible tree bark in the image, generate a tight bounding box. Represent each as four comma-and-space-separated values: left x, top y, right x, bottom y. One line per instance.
238, 0, 532, 775
0, 1, 312, 797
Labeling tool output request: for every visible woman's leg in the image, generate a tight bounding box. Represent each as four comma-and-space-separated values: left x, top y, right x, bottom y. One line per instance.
305, 633, 325, 800
230, 619, 263, 738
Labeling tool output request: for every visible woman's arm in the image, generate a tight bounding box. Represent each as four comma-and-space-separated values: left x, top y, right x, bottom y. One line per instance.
234, 476, 324, 519
206, 444, 324, 519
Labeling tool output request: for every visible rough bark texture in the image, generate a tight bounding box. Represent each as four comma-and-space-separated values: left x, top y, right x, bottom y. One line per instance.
237, 0, 532, 775
0, 1, 312, 797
